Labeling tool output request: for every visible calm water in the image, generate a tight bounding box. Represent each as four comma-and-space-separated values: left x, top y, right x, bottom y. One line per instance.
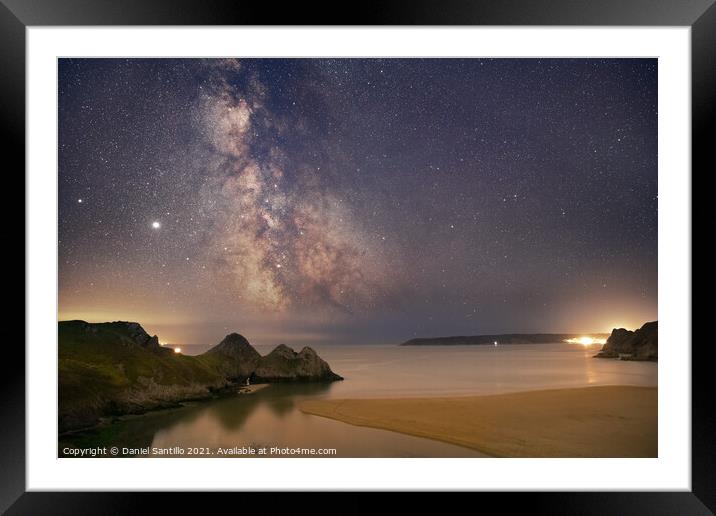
60, 343, 657, 458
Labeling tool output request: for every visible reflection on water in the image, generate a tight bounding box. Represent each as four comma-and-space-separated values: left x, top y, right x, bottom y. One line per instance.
60, 343, 656, 458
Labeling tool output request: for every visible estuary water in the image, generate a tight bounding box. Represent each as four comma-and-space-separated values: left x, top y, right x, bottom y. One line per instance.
59, 343, 657, 458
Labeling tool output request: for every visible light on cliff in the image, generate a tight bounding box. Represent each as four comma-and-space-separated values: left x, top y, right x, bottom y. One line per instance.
174, 347, 182, 354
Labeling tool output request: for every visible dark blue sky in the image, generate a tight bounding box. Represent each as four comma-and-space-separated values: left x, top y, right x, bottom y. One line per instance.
59, 58, 657, 346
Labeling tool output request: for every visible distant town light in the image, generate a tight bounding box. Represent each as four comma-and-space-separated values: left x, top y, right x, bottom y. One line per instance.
565, 337, 607, 346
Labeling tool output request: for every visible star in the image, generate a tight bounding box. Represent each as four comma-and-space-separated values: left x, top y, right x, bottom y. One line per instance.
152, 221, 161, 229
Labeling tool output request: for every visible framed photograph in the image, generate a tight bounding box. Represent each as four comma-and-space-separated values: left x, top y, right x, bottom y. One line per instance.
8, 0, 711, 512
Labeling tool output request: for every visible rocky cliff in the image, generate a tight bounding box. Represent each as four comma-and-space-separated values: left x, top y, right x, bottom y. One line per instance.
251, 344, 343, 382
58, 321, 342, 433
200, 332, 261, 381
593, 321, 658, 361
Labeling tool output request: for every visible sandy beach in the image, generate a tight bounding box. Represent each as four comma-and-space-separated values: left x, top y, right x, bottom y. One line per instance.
300, 385, 657, 457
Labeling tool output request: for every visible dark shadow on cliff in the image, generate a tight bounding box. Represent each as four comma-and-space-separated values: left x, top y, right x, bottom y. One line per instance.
59, 401, 209, 455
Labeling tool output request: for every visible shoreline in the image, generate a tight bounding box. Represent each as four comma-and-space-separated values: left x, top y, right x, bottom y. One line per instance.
299, 385, 657, 457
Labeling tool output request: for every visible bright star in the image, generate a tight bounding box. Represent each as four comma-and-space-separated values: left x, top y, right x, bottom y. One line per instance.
152, 221, 161, 229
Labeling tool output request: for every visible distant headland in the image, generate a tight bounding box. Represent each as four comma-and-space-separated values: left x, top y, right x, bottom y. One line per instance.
399, 333, 610, 346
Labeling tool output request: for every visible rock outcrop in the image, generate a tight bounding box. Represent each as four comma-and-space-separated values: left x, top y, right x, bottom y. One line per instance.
594, 321, 657, 361
201, 332, 261, 381
251, 344, 343, 383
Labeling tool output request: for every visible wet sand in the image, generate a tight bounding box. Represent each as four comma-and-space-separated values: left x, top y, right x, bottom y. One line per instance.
300, 385, 657, 457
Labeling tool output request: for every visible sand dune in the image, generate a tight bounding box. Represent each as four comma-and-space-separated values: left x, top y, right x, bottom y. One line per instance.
300, 386, 657, 457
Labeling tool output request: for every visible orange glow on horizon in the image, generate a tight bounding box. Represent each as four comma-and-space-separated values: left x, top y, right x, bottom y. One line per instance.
565, 336, 607, 346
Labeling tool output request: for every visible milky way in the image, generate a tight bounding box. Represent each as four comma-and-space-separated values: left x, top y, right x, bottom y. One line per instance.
194, 60, 387, 314
59, 59, 658, 345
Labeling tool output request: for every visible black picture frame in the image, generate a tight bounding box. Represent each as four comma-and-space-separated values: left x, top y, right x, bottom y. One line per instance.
5, 0, 710, 513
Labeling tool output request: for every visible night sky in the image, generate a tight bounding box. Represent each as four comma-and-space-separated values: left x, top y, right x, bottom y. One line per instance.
58, 58, 658, 346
